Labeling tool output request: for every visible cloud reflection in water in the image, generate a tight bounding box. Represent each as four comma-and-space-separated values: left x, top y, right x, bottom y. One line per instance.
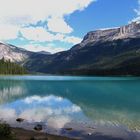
0, 95, 85, 129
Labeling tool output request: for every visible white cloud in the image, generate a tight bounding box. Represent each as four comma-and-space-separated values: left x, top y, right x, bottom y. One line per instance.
20, 27, 64, 42
20, 27, 82, 44
131, 0, 140, 22
0, 0, 95, 34
54, 33, 64, 40
0, 24, 19, 40
64, 36, 82, 44
0, 0, 94, 24
48, 17, 73, 33
20, 44, 66, 53
0, 0, 96, 51
21, 27, 54, 42
19, 26, 82, 53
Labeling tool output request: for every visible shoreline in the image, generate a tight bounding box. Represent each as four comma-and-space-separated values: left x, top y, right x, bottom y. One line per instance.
11, 127, 76, 140
4, 120, 140, 140
8, 125, 140, 140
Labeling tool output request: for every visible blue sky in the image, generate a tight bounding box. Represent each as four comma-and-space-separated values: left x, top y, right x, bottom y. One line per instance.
0, 0, 139, 53
68, 0, 138, 36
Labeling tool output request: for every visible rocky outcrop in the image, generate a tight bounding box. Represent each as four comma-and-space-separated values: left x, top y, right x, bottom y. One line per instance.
0, 43, 50, 63
72, 22, 140, 50
0, 43, 30, 62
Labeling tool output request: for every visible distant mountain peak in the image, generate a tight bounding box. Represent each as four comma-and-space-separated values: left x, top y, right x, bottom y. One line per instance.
36, 51, 51, 55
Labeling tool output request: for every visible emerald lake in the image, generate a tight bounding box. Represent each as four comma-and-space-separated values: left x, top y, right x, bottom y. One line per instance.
0, 76, 140, 139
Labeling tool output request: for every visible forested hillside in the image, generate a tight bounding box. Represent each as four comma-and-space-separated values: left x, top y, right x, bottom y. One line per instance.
0, 58, 27, 75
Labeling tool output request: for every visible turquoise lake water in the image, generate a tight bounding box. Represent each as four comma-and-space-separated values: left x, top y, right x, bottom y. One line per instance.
0, 76, 140, 131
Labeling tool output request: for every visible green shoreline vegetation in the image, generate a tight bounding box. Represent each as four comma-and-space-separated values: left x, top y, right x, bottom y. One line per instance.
0, 58, 28, 75
0, 122, 15, 140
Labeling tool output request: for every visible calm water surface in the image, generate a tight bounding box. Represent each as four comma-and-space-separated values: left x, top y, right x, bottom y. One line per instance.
0, 76, 140, 131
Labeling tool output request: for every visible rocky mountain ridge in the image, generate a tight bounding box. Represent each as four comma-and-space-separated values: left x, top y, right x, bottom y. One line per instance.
72, 22, 140, 50
1, 22, 140, 75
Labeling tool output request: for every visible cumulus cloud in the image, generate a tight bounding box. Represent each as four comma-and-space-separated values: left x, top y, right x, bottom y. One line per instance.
20, 44, 66, 53
0, 0, 96, 51
0, 0, 95, 35
20, 26, 82, 44
21, 27, 53, 42
48, 17, 73, 34
0, 0, 95, 25
64, 36, 82, 44
0, 24, 19, 40
131, 0, 140, 22
19, 26, 82, 53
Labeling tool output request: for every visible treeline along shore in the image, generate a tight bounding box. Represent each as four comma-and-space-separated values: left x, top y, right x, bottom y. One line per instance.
0, 58, 27, 75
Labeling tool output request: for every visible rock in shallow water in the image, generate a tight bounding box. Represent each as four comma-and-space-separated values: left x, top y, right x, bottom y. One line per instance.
65, 128, 73, 131
34, 124, 43, 131
16, 118, 24, 123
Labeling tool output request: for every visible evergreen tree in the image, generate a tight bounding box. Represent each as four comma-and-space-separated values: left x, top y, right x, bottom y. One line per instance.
0, 59, 28, 75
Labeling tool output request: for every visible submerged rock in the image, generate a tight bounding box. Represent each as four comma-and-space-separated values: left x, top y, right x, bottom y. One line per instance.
16, 118, 24, 123
88, 132, 92, 136
65, 128, 73, 131
34, 124, 43, 131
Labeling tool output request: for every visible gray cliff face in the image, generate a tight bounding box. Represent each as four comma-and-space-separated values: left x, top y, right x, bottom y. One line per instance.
0, 43, 31, 62
72, 22, 140, 50
0, 43, 50, 63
